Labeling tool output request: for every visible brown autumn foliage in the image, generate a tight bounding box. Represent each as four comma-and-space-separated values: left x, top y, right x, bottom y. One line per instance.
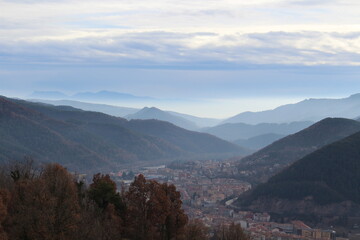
213, 223, 250, 240
5, 164, 80, 240
0, 161, 248, 240
182, 219, 209, 240
0, 189, 9, 240
124, 174, 188, 240
160, 183, 188, 240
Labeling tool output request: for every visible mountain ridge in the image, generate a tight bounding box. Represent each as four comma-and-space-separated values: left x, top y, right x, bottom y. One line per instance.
29, 90, 155, 103
224, 94, 360, 124
126, 107, 199, 130
233, 133, 285, 150
235, 129, 360, 222
202, 121, 312, 141
236, 118, 360, 184
0, 96, 245, 172
29, 99, 139, 117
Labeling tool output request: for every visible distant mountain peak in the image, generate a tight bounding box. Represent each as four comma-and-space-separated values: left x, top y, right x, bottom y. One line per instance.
29, 90, 157, 103
126, 106, 199, 130
349, 93, 360, 99
223, 93, 360, 125
72, 90, 154, 102
135, 107, 165, 115
142, 106, 160, 111
85, 90, 135, 97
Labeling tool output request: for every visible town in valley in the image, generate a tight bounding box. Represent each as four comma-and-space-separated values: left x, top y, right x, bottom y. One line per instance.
104, 159, 355, 240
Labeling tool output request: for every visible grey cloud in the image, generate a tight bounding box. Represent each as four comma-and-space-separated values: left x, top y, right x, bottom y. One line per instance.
285, 0, 340, 6
1, 30, 360, 69
181, 9, 233, 17
2, 0, 67, 2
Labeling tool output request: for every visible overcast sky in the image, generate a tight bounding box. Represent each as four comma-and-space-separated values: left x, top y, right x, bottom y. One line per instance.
1, 0, 360, 117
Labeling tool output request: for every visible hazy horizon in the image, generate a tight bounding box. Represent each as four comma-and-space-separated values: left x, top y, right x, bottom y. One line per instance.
2, 0, 360, 118
2, 90, 358, 119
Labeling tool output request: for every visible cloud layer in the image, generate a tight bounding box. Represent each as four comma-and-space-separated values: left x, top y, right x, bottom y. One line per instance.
1, 0, 360, 68
1, 0, 360, 118
1, 30, 360, 67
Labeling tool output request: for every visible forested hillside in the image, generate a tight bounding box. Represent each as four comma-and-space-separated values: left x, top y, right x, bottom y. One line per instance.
236, 129, 360, 220
0, 97, 245, 172
236, 118, 360, 183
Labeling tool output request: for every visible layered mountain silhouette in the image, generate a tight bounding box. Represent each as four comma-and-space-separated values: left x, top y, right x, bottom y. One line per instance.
30, 99, 139, 117
0, 97, 245, 172
126, 107, 199, 130
29, 90, 155, 103
167, 111, 221, 128
30, 92, 360, 128
73, 90, 154, 102
31, 99, 221, 130
224, 94, 360, 124
237, 118, 360, 184
236, 129, 360, 221
233, 133, 285, 150
202, 121, 312, 141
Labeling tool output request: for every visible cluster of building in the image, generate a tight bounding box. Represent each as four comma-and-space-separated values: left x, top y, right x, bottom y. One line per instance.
184, 203, 337, 240
112, 159, 251, 208
231, 212, 336, 240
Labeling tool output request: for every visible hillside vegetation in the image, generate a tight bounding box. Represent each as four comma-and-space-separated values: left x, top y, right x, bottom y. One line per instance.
0, 97, 245, 172
237, 118, 360, 183
236, 129, 360, 218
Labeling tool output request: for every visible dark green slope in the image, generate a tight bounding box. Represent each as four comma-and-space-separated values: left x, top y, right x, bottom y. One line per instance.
0, 98, 118, 170
124, 119, 246, 155
237, 118, 360, 183
0, 97, 244, 171
9, 98, 186, 159
78, 122, 183, 160
0, 98, 183, 169
267, 131, 360, 204
13, 98, 245, 156
236, 130, 360, 218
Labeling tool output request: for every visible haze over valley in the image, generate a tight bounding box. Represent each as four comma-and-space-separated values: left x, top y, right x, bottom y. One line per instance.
3, 92, 360, 239
2, 0, 360, 239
